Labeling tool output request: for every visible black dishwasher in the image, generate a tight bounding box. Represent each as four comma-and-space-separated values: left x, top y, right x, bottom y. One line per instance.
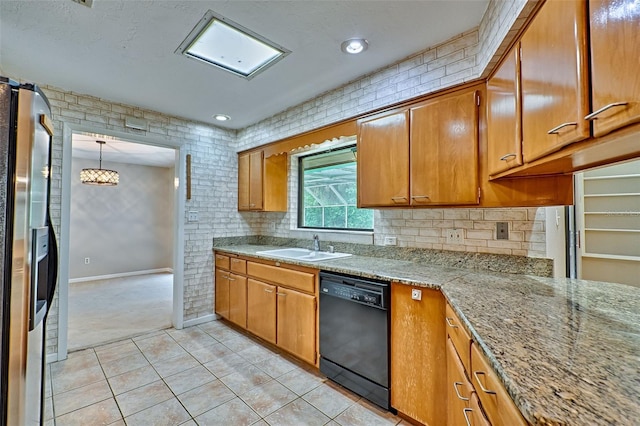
319, 271, 391, 410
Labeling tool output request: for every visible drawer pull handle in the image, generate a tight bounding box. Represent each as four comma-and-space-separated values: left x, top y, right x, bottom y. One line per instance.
264, 289, 273, 293
232, 259, 241, 263
453, 382, 469, 401
445, 317, 458, 329
227, 277, 235, 281
585, 102, 628, 120
463, 408, 473, 426
547, 121, 578, 135
473, 371, 497, 395
276, 292, 287, 297
499, 153, 517, 161
390, 196, 407, 203
411, 195, 430, 202
547, 122, 578, 134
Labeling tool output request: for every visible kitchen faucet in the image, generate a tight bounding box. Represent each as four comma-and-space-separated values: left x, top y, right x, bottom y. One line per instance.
313, 234, 320, 252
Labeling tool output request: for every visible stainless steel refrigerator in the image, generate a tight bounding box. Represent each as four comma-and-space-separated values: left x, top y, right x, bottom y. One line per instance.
0, 77, 58, 425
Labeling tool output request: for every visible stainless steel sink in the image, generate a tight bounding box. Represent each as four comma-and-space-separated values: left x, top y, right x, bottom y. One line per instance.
256, 248, 352, 262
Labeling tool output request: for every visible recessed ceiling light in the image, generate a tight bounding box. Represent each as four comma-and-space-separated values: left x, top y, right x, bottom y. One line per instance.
176, 10, 290, 80
214, 114, 230, 121
341, 38, 369, 55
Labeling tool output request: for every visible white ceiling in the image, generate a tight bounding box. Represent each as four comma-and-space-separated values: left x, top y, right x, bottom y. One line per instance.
72, 133, 176, 168
1, 0, 489, 130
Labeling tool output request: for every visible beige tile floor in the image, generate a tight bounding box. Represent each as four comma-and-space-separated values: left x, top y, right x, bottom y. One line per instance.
46, 320, 406, 426
68, 273, 173, 350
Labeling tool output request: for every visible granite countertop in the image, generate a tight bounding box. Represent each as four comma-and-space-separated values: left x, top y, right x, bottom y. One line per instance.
213, 245, 640, 425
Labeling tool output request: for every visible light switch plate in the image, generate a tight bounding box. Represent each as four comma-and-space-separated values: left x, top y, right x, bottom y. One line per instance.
188, 211, 199, 222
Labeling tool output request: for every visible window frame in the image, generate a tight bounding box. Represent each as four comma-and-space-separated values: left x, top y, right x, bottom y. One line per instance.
297, 145, 373, 232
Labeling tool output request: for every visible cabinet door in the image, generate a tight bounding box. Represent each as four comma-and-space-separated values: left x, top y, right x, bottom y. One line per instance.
521, 0, 590, 162
487, 43, 523, 175
246, 279, 276, 344
410, 89, 479, 205
588, 0, 640, 137
470, 343, 527, 426
276, 287, 316, 365
214, 268, 230, 319
447, 338, 474, 426
357, 110, 410, 207
228, 274, 247, 328
390, 283, 446, 425
238, 153, 251, 211
249, 150, 264, 210
263, 153, 288, 212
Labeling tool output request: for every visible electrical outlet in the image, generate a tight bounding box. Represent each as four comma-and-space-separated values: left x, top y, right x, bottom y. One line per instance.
84, 257, 90, 264
188, 211, 198, 222
384, 236, 397, 246
411, 289, 422, 301
446, 229, 464, 244
497, 222, 509, 240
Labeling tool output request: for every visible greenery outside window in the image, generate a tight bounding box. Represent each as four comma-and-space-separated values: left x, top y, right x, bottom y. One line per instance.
298, 146, 373, 231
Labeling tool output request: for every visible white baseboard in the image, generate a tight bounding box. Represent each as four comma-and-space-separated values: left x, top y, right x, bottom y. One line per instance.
46, 353, 59, 364
69, 268, 173, 284
182, 314, 217, 328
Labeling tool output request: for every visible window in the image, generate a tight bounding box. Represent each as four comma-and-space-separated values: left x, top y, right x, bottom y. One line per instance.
298, 146, 373, 231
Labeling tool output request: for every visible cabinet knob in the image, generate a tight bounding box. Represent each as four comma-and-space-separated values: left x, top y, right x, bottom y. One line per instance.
585, 102, 628, 120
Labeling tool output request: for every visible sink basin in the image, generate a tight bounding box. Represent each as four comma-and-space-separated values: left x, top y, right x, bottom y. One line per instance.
256, 248, 352, 262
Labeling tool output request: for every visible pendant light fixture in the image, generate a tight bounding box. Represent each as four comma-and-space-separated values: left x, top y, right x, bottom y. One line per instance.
80, 140, 119, 186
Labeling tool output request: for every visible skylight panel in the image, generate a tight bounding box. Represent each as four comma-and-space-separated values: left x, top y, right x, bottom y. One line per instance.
176, 10, 290, 79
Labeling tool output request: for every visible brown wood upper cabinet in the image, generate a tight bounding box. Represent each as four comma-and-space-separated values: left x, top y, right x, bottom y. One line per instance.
487, 43, 522, 175
357, 110, 410, 207
238, 150, 287, 212
358, 85, 480, 207
588, 0, 640, 137
520, 0, 590, 163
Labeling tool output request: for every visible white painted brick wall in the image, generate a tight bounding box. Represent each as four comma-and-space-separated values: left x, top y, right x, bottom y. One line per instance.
42, 85, 261, 355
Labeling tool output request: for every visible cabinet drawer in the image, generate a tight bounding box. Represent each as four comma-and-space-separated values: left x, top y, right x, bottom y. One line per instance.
215, 254, 230, 270
247, 261, 315, 293
470, 343, 527, 426
230, 258, 247, 274
445, 303, 472, 373
466, 393, 491, 426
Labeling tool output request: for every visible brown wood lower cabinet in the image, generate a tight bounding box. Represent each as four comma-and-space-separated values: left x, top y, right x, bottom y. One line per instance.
447, 338, 474, 426
246, 278, 277, 344
276, 287, 316, 365
214, 252, 318, 366
214, 268, 230, 320
228, 273, 247, 328
391, 283, 446, 425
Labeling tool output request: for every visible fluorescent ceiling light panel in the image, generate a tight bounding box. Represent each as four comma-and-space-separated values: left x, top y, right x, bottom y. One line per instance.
176, 10, 290, 79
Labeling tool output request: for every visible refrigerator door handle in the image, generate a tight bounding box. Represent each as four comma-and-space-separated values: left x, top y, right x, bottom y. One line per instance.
29, 227, 49, 331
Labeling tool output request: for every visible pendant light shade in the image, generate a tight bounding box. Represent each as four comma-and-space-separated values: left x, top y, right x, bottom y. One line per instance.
80, 141, 119, 186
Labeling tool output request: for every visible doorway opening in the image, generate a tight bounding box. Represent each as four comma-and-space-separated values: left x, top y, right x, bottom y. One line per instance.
57, 127, 185, 357
573, 158, 640, 287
